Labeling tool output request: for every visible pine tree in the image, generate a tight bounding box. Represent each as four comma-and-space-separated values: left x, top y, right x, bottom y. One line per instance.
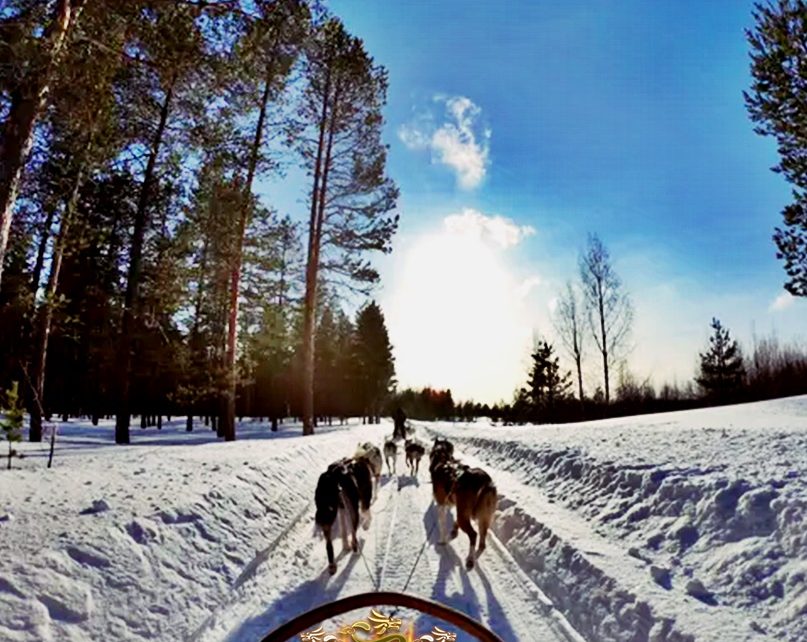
524, 340, 572, 421
0, 0, 85, 292
42, 172, 138, 422
697, 318, 746, 399
219, 0, 310, 441
297, 17, 399, 434
746, 1, 807, 296
26, 4, 129, 441
353, 301, 395, 424
1, 381, 23, 469
0, 213, 33, 390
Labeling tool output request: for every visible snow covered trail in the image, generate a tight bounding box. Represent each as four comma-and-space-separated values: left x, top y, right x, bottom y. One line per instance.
193, 456, 579, 642
3, 399, 804, 642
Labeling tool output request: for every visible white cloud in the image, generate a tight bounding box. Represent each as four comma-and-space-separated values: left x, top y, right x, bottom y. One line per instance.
770, 291, 795, 312
398, 95, 491, 189
443, 208, 535, 249
517, 276, 543, 300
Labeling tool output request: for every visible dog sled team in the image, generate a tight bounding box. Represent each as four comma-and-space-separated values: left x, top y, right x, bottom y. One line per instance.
314, 411, 498, 574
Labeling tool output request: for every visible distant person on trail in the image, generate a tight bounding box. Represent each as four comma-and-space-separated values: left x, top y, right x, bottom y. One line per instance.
393, 406, 407, 440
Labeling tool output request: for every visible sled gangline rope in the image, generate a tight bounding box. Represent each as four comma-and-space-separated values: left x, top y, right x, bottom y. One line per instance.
388, 511, 438, 619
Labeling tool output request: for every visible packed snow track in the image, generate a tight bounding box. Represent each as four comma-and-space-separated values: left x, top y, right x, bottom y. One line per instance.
3, 399, 803, 642
191, 452, 582, 642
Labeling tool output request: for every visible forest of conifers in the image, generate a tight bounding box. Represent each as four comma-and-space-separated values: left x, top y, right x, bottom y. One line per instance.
0, 0, 399, 443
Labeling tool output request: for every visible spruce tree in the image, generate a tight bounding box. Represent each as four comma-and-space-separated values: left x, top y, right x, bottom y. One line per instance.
525, 340, 572, 421
353, 301, 395, 423
697, 318, 746, 399
314, 304, 339, 422
333, 307, 357, 420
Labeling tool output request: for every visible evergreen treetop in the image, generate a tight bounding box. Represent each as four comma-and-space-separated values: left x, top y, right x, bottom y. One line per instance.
697, 318, 746, 398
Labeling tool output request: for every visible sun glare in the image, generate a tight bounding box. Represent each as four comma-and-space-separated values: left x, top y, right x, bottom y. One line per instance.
384, 226, 534, 404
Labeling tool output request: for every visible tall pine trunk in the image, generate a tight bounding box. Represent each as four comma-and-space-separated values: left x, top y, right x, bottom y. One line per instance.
0, 0, 82, 291
304, 85, 339, 431
14, 206, 57, 386
115, 80, 174, 444
301, 69, 332, 436
222, 75, 272, 442
31, 207, 57, 298
29, 163, 86, 441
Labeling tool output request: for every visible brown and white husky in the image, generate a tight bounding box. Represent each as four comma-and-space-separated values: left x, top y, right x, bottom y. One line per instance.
355, 442, 383, 497
429, 437, 498, 570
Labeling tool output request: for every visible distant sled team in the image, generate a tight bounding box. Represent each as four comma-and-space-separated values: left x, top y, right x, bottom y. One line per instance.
313, 423, 498, 574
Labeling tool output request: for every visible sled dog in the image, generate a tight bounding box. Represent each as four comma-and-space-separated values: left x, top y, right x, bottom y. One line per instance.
452, 466, 497, 569
429, 438, 497, 570
383, 438, 397, 475
314, 456, 374, 574
429, 438, 458, 543
355, 442, 383, 496
404, 439, 426, 476
429, 437, 455, 473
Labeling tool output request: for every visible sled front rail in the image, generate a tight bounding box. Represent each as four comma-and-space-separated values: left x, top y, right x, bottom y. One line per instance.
259, 591, 505, 642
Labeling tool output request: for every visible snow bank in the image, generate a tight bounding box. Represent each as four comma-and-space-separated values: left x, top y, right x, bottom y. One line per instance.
0, 419, 382, 641
427, 396, 807, 642
1, 399, 804, 642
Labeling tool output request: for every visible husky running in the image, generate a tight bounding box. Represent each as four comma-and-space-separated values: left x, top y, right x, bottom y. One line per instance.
314, 456, 374, 574
355, 442, 383, 497
383, 438, 397, 475
429, 437, 498, 570
405, 439, 426, 476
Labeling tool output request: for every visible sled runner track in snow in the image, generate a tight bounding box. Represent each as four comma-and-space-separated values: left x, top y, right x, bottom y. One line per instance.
485, 533, 587, 642
192, 444, 584, 642
186, 499, 316, 642
418, 424, 777, 642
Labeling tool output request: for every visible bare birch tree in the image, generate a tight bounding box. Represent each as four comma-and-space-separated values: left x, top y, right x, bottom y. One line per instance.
553, 281, 586, 402
579, 234, 633, 404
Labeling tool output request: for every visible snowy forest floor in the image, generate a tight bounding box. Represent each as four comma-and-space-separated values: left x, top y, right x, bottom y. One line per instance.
1, 398, 805, 642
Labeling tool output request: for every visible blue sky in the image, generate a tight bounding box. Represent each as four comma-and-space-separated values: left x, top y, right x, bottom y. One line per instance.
311, 0, 805, 403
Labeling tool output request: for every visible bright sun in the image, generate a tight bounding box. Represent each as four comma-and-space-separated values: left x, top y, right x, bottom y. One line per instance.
383, 219, 536, 405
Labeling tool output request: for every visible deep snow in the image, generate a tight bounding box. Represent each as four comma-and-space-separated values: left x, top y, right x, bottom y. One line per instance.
427, 397, 807, 642
0, 398, 805, 641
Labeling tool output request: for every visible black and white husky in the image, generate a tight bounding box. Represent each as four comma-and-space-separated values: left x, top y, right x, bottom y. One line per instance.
314, 456, 374, 574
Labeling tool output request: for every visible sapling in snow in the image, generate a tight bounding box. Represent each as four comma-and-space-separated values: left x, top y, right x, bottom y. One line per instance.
1, 382, 24, 469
